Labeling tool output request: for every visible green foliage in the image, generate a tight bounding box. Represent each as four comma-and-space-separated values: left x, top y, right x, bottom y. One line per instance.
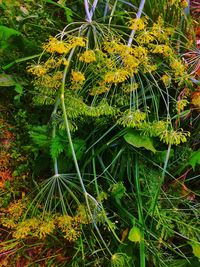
124, 129, 156, 153
0, 0, 199, 266
50, 135, 65, 159
128, 226, 142, 243
188, 150, 200, 170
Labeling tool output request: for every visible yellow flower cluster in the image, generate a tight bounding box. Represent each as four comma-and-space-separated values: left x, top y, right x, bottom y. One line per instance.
176, 99, 189, 113
161, 74, 171, 87
169, 0, 188, 8
122, 83, 138, 93
27, 64, 47, 76
7, 200, 26, 219
44, 57, 69, 69
43, 36, 70, 54
34, 71, 63, 89
159, 129, 190, 145
122, 54, 139, 74
37, 219, 55, 239
1, 218, 16, 229
136, 30, 155, 44
170, 59, 186, 78
191, 91, 200, 111
79, 50, 96, 63
57, 215, 81, 242
104, 69, 129, 84
8, 210, 92, 242
43, 36, 86, 54
139, 120, 169, 137
71, 70, 85, 83
132, 46, 148, 59
69, 36, 86, 48
103, 40, 130, 55
117, 109, 146, 128
152, 45, 172, 56
89, 83, 110, 95
13, 218, 39, 239
129, 18, 146, 31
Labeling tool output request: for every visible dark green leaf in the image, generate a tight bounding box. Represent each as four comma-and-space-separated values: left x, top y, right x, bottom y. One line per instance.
124, 129, 156, 153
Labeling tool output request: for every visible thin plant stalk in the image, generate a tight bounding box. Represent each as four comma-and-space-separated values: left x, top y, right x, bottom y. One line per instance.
128, 0, 146, 47
60, 48, 112, 256
89, 0, 99, 18
135, 156, 145, 267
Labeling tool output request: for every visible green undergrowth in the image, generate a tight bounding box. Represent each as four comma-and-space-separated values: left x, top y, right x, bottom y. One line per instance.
0, 0, 200, 266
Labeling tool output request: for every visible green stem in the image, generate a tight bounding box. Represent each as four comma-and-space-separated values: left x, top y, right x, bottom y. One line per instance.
52, 99, 60, 176
60, 48, 112, 256
135, 155, 145, 267
148, 143, 172, 224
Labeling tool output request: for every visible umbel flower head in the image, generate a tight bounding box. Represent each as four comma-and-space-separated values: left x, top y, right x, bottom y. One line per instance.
117, 109, 146, 128
71, 70, 85, 83
129, 18, 146, 31
79, 50, 96, 63
43, 36, 86, 54
43, 36, 70, 54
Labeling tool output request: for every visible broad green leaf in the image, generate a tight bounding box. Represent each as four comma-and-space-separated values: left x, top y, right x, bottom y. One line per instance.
191, 243, 200, 259
128, 226, 141, 243
0, 74, 16, 87
188, 150, 200, 170
124, 129, 156, 153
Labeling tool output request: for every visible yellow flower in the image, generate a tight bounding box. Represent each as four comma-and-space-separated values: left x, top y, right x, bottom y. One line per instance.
152, 45, 172, 56
7, 200, 26, 219
191, 91, 200, 111
104, 69, 129, 84
180, 0, 188, 8
35, 71, 63, 89
69, 36, 86, 48
159, 129, 190, 145
129, 18, 145, 31
176, 99, 189, 113
90, 83, 110, 95
13, 218, 39, 239
71, 70, 85, 84
27, 64, 47, 76
170, 59, 185, 77
122, 83, 138, 93
43, 36, 70, 54
37, 219, 55, 239
117, 110, 146, 128
79, 50, 96, 63
56, 215, 81, 242
136, 30, 155, 44
131, 46, 148, 58
161, 74, 171, 87
122, 54, 139, 74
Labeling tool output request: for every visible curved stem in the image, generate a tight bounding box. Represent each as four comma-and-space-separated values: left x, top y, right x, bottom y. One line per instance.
60, 48, 113, 256
128, 0, 146, 47
89, 0, 99, 18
